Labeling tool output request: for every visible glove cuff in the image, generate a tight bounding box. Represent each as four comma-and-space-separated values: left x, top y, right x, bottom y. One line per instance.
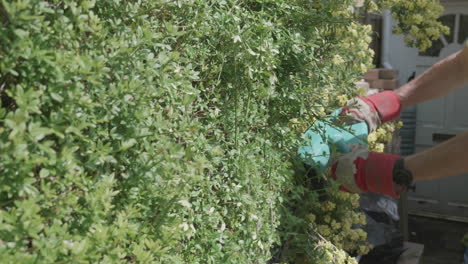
363, 152, 401, 198
362, 91, 401, 123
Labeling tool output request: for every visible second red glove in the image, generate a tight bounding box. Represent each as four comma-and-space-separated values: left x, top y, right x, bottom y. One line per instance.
330, 146, 405, 198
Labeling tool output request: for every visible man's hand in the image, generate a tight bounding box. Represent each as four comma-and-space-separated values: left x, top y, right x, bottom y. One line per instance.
330, 145, 405, 198
328, 90, 402, 196
342, 91, 402, 132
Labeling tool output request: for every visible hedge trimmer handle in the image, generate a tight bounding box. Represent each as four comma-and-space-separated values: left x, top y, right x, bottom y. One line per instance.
298, 108, 369, 172
298, 90, 402, 172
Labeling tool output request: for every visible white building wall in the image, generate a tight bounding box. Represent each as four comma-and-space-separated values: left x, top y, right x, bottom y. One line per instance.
385, 0, 466, 85
385, 17, 419, 86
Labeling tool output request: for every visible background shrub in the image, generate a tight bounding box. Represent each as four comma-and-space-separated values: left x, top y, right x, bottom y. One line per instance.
0, 0, 445, 263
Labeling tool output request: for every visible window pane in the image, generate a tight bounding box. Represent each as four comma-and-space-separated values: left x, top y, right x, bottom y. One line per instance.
439, 14, 456, 43
459, 15, 468, 44
419, 38, 444, 57
418, 14, 455, 56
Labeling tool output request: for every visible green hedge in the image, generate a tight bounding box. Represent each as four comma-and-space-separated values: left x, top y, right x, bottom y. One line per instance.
0, 0, 427, 263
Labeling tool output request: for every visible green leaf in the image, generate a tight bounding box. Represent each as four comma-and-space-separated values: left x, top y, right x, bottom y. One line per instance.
50, 92, 64, 102
121, 138, 137, 150
39, 169, 50, 178
13, 29, 29, 38
29, 126, 53, 141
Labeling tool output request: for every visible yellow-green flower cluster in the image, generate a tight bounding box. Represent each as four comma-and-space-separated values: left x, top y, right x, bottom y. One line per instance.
368, 0, 449, 51
307, 188, 371, 257
308, 238, 360, 264
368, 121, 403, 152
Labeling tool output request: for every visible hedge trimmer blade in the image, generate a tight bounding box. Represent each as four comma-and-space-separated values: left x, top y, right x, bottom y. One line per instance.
298, 108, 369, 173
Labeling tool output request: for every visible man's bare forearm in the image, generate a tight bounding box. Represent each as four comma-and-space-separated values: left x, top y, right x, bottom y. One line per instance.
405, 130, 468, 181
400, 46, 468, 181
395, 46, 468, 109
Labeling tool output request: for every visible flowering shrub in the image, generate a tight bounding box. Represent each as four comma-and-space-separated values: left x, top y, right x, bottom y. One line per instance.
0, 0, 445, 263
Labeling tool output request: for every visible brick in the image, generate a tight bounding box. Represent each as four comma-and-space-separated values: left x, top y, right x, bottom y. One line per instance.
364, 69, 380, 81
370, 79, 398, 90
379, 69, 399, 80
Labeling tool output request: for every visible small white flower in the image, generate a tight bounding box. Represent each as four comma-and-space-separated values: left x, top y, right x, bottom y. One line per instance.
232, 35, 241, 43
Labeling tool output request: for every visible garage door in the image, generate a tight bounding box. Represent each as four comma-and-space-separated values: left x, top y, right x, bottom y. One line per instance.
408, 4, 468, 221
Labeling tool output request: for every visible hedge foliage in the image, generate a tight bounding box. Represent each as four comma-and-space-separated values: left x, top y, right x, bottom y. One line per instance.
0, 0, 446, 263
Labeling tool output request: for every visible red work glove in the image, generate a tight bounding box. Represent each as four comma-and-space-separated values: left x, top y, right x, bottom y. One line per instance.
330, 146, 407, 198
343, 91, 402, 132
